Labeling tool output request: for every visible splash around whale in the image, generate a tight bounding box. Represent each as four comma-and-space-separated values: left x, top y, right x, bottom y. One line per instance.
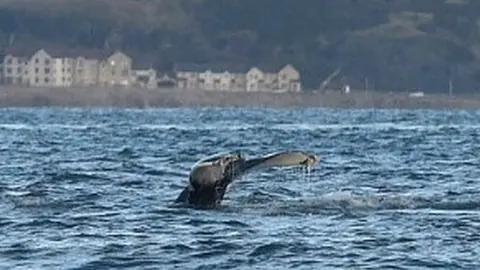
174, 150, 319, 208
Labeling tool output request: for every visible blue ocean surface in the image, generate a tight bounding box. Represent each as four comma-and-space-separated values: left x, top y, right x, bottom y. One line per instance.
0, 107, 479, 270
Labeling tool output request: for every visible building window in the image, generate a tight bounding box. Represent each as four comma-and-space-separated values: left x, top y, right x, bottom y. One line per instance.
35, 58, 39, 64
7, 59, 12, 64
45, 78, 50, 83
45, 59, 50, 65
35, 68, 39, 74
122, 69, 129, 76
45, 68, 50, 74
7, 68, 12, 74
35, 77, 39, 83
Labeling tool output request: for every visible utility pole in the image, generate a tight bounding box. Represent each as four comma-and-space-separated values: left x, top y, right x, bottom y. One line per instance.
449, 77, 453, 97
448, 65, 455, 97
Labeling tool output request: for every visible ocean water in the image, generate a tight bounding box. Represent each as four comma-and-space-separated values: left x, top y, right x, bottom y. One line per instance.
0, 107, 479, 270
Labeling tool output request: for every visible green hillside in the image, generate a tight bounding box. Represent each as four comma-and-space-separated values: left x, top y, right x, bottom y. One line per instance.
1, 0, 480, 93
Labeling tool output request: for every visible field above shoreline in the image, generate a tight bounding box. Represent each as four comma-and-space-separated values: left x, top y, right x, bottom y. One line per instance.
0, 86, 479, 110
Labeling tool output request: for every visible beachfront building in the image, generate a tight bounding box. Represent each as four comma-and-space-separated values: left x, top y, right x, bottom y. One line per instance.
198, 69, 235, 91
1, 53, 27, 85
0, 48, 103, 88
73, 57, 100, 87
231, 73, 247, 91
246, 67, 265, 92
175, 64, 202, 90
174, 63, 302, 92
157, 73, 176, 87
0, 46, 303, 92
278, 64, 302, 92
0, 48, 145, 88
132, 68, 157, 89
98, 51, 133, 87
52, 57, 75, 87
23, 49, 54, 87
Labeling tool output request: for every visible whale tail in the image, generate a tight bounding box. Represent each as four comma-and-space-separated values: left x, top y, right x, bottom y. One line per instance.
174, 150, 319, 207
241, 150, 319, 173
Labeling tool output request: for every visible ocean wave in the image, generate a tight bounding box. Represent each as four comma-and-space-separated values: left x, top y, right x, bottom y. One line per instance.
233, 191, 480, 216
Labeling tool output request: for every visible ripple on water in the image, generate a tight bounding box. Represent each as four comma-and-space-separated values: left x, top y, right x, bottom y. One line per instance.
0, 107, 480, 270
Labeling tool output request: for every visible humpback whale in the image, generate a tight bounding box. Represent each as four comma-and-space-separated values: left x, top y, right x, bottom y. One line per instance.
174, 150, 319, 208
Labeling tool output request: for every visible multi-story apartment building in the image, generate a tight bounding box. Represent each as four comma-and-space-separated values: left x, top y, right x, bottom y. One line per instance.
2, 53, 27, 85
52, 57, 75, 87
23, 49, 54, 87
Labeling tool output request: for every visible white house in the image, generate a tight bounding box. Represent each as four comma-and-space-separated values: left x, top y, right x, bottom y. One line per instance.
277, 64, 302, 92
246, 67, 264, 91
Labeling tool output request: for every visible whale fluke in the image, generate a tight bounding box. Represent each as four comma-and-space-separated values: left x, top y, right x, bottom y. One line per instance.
174, 150, 319, 208
242, 150, 319, 172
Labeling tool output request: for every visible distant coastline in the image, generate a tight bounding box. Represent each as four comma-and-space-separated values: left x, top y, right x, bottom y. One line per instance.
0, 86, 479, 110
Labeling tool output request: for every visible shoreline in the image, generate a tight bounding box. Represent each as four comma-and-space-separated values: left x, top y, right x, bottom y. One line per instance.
0, 86, 479, 110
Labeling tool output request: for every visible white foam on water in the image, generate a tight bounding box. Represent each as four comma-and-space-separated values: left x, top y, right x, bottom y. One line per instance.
0, 124, 33, 130
138, 124, 260, 131
0, 123, 105, 130
270, 123, 480, 131
4, 122, 474, 132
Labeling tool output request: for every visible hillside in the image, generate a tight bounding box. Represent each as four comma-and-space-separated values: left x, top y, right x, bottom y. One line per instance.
1, 0, 480, 93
